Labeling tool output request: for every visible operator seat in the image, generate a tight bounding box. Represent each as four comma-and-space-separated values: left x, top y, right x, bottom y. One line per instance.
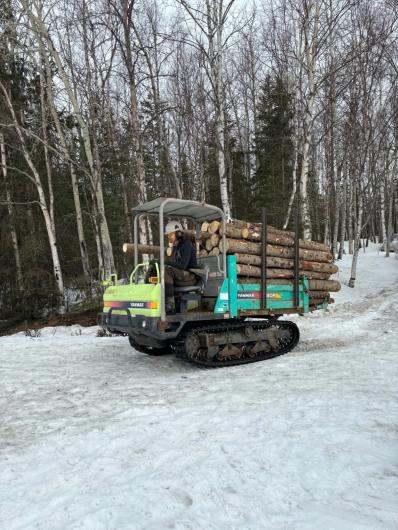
173, 265, 208, 312
173, 256, 224, 313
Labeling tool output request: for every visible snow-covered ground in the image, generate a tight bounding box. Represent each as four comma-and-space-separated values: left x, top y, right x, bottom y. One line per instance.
1, 244, 397, 530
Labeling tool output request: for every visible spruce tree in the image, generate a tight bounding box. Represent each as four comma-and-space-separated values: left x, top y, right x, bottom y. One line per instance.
254, 75, 294, 226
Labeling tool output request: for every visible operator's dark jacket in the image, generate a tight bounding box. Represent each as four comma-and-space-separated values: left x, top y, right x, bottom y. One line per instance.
166, 236, 197, 270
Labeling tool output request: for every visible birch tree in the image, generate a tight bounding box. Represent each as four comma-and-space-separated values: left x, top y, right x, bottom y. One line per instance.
108, 0, 151, 245
177, 0, 238, 219
0, 81, 65, 302
21, 0, 115, 277
0, 133, 23, 288
132, 2, 183, 198
40, 42, 91, 278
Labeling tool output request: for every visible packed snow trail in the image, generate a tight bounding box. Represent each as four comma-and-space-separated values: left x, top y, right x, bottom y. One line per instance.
1, 244, 397, 529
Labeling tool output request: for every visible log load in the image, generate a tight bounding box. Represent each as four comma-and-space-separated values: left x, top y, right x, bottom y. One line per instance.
202, 217, 340, 309
233, 253, 338, 273
219, 224, 329, 252
236, 264, 331, 280
238, 277, 341, 292
219, 238, 333, 263
123, 215, 340, 309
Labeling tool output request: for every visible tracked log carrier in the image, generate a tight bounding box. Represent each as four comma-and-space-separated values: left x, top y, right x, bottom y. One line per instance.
98, 198, 336, 367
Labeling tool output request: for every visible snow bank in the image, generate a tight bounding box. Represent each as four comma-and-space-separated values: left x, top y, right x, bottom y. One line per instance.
1, 244, 397, 529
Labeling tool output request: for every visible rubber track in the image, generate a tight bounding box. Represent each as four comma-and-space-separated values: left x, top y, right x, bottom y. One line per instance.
174, 320, 300, 368
128, 336, 170, 356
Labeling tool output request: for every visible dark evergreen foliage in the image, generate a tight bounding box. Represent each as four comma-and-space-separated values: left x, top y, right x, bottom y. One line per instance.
254, 75, 294, 227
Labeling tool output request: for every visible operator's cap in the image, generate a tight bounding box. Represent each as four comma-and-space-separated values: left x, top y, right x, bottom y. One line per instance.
165, 220, 182, 235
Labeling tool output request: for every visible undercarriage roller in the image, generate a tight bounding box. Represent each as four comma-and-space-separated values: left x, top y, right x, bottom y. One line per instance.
179, 320, 299, 367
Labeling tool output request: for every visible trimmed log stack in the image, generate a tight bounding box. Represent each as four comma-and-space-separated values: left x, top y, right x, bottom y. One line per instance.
199, 218, 340, 308
122, 218, 341, 309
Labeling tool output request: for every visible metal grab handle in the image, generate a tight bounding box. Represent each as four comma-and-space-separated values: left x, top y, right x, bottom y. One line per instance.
106, 307, 133, 328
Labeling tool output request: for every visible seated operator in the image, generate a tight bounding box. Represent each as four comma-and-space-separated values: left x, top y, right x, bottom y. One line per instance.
163, 221, 197, 313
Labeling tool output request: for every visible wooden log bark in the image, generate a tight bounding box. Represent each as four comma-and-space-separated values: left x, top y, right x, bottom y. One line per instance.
310, 298, 334, 306
236, 264, 331, 280
237, 277, 341, 292
217, 219, 330, 252
241, 226, 329, 252
219, 238, 262, 255
201, 221, 210, 232
298, 260, 337, 273
220, 238, 333, 263
219, 223, 243, 239
268, 270, 331, 280
308, 291, 331, 300
234, 253, 263, 266
229, 218, 253, 229
236, 264, 261, 277
307, 279, 341, 292
234, 253, 338, 274
123, 243, 160, 255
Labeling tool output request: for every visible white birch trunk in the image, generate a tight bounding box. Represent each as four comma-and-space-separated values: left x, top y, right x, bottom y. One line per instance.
338, 174, 346, 259
349, 181, 363, 288
118, 0, 149, 246
120, 173, 132, 243
135, 30, 182, 199
332, 170, 341, 258
300, 129, 313, 240
0, 133, 23, 288
24, 1, 114, 277
299, 1, 320, 240
42, 46, 90, 278
81, 4, 115, 276
283, 123, 300, 230
92, 199, 104, 274
385, 187, 393, 258
39, 67, 55, 235
380, 178, 387, 247
0, 83, 65, 303
214, 15, 231, 220
347, 177, 354, 254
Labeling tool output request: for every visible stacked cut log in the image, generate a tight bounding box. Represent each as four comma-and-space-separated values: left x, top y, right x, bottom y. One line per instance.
122, 219, 340, 309
200, 219, 340, 309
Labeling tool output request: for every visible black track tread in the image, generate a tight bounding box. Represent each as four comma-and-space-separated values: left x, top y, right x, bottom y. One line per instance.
174, 320, 299, 368
128, 336, 171, 356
